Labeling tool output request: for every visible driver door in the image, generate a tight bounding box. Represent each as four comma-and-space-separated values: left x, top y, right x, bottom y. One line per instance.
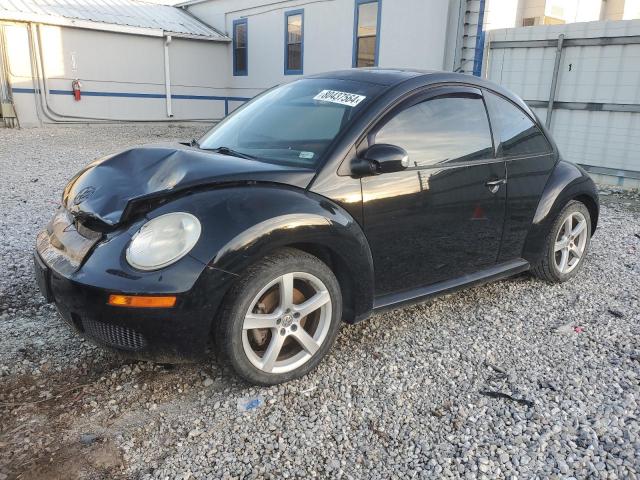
361, 86, 506, 296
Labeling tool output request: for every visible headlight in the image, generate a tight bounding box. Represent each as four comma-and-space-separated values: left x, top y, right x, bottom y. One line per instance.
126, 212, 201, 271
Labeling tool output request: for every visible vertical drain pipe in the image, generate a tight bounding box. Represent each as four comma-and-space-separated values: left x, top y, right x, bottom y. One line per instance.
164, 35, 173, 118
0, 25, 18, 127
546, 33, 564, 129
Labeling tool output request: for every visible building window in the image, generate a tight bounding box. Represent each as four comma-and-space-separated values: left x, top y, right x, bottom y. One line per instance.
353, 0, 381, 68
284, 10, 304, 75
233, 18, 248, 76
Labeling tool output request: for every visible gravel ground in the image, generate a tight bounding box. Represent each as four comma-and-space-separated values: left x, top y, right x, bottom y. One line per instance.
1, 124, 639, 480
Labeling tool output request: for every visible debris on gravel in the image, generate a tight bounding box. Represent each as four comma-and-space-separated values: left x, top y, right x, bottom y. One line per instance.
1, 124, 639, 479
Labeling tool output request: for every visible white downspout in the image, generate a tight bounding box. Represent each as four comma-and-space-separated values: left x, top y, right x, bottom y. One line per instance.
164, 35, 173, 118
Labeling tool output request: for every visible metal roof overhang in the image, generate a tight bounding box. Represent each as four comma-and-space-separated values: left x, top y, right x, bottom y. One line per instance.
0, 11, 230, 41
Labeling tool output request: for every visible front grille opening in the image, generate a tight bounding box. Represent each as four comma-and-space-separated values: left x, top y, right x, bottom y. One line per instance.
82, 318, 147, 351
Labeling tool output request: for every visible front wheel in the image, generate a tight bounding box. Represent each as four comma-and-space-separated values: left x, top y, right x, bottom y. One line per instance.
531, 200, 592, 283
215, 248, 342, 385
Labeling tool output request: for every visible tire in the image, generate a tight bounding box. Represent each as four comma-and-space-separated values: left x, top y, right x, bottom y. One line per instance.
215, 248, 342, 385
531, 200, 592, 283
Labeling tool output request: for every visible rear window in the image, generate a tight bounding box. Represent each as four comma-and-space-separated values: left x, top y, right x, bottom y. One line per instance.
484, 91, 552, 157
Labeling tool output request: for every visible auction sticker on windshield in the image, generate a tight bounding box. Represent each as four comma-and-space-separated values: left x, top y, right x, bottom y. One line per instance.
313, 90, 366, 107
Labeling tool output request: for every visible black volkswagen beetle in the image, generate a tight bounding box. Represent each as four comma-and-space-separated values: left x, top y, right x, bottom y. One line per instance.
35, 69, 599, 385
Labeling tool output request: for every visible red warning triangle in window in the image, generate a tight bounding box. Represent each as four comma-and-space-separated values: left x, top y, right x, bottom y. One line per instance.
471, 205, 487, 220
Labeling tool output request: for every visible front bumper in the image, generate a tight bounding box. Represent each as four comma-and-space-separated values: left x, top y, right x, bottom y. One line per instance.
34, 216, 235, 362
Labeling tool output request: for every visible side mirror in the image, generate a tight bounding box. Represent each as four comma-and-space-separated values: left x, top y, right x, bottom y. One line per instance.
351, 144, 410, 176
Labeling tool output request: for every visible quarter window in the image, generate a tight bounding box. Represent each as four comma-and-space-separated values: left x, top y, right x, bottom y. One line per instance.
353, 0, 380, 68
285, 10, 304, 75
233, 18, 248, 76
375, 94, 494, 167
483, 91, 552, 157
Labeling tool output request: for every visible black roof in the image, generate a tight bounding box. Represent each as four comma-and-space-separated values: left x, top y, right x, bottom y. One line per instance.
305, 68, 431, 86
306, 68, 533, 119
307, 68, 513, 87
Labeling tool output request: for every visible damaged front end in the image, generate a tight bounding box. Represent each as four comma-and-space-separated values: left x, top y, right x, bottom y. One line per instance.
36, 208, 102, 277
32, 143, 312, 360
60, 144, 315, 228
32, 197, 228, 360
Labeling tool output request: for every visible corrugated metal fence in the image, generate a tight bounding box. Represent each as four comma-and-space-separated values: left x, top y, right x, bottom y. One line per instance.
485, 20, 640, 188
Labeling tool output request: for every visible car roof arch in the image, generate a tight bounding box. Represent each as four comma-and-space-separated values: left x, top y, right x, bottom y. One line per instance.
307, 70, 541, 185
299, 69, 532, 119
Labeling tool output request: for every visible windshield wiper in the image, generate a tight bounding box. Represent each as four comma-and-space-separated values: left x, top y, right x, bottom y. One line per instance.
179, 138, 200, 148
208, 146, 256, 160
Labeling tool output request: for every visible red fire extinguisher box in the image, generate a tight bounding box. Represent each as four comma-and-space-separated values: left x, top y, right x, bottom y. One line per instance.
72, 79, 82, 101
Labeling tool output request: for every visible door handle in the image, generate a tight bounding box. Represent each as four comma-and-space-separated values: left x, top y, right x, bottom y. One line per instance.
485, 178, 506, 194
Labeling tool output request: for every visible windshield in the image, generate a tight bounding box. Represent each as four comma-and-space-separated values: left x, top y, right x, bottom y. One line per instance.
198, 78, 383, 168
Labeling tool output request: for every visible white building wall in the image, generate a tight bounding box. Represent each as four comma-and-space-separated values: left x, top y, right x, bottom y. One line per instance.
484, 0, 525, 30
604, 0, 628, 19
480, 0, 640, 32
463, 0, 640, 85
375, 1, 451, 69
41, 25, 168, 121
486, 19, 640, 187
6, 0, 462, 125
168, 37, 230, 119
3, 22, 230, 126
3, 22, 39, 126
187, 0, 456, 99
520, 0, 546, 22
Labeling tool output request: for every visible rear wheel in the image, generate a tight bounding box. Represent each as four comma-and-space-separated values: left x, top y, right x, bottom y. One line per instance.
215, 248, 342, 385
531, 200, 591, 283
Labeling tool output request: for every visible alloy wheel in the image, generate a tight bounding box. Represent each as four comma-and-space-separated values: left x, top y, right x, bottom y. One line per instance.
241, 272, 332, 374
554, 211, 588, 274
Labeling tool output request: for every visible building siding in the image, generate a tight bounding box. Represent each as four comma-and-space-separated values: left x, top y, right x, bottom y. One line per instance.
187, 0, 456, 98
3, 22, 232, 125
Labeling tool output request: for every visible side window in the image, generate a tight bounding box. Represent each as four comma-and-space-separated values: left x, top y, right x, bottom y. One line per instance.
374, 94, 494, 167
484, 91, 552, 157
233, 18, 248, 76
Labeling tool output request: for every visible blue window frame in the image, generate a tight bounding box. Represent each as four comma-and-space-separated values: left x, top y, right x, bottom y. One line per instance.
284, 9, 304, 75
352, 0, 381, 68
233, 18, 248, 76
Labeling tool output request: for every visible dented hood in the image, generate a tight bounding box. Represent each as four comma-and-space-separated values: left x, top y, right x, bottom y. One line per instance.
63, 144, 316, 226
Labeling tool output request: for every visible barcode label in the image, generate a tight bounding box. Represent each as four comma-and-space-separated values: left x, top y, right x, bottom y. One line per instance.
313, 90, 366, 107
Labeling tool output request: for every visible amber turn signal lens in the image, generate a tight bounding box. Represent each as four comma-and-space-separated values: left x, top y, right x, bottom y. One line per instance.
108, 294, 176, 308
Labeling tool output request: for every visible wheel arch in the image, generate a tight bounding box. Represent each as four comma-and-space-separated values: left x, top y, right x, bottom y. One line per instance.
210, 239, 373, 326
285, 242, 363, 323
523, 160, 599, 264
573, 193, 599, 234
148, 185, 375, 325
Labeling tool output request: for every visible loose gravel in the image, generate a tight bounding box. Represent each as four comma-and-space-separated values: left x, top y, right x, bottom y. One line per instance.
1, 124, 639, 480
